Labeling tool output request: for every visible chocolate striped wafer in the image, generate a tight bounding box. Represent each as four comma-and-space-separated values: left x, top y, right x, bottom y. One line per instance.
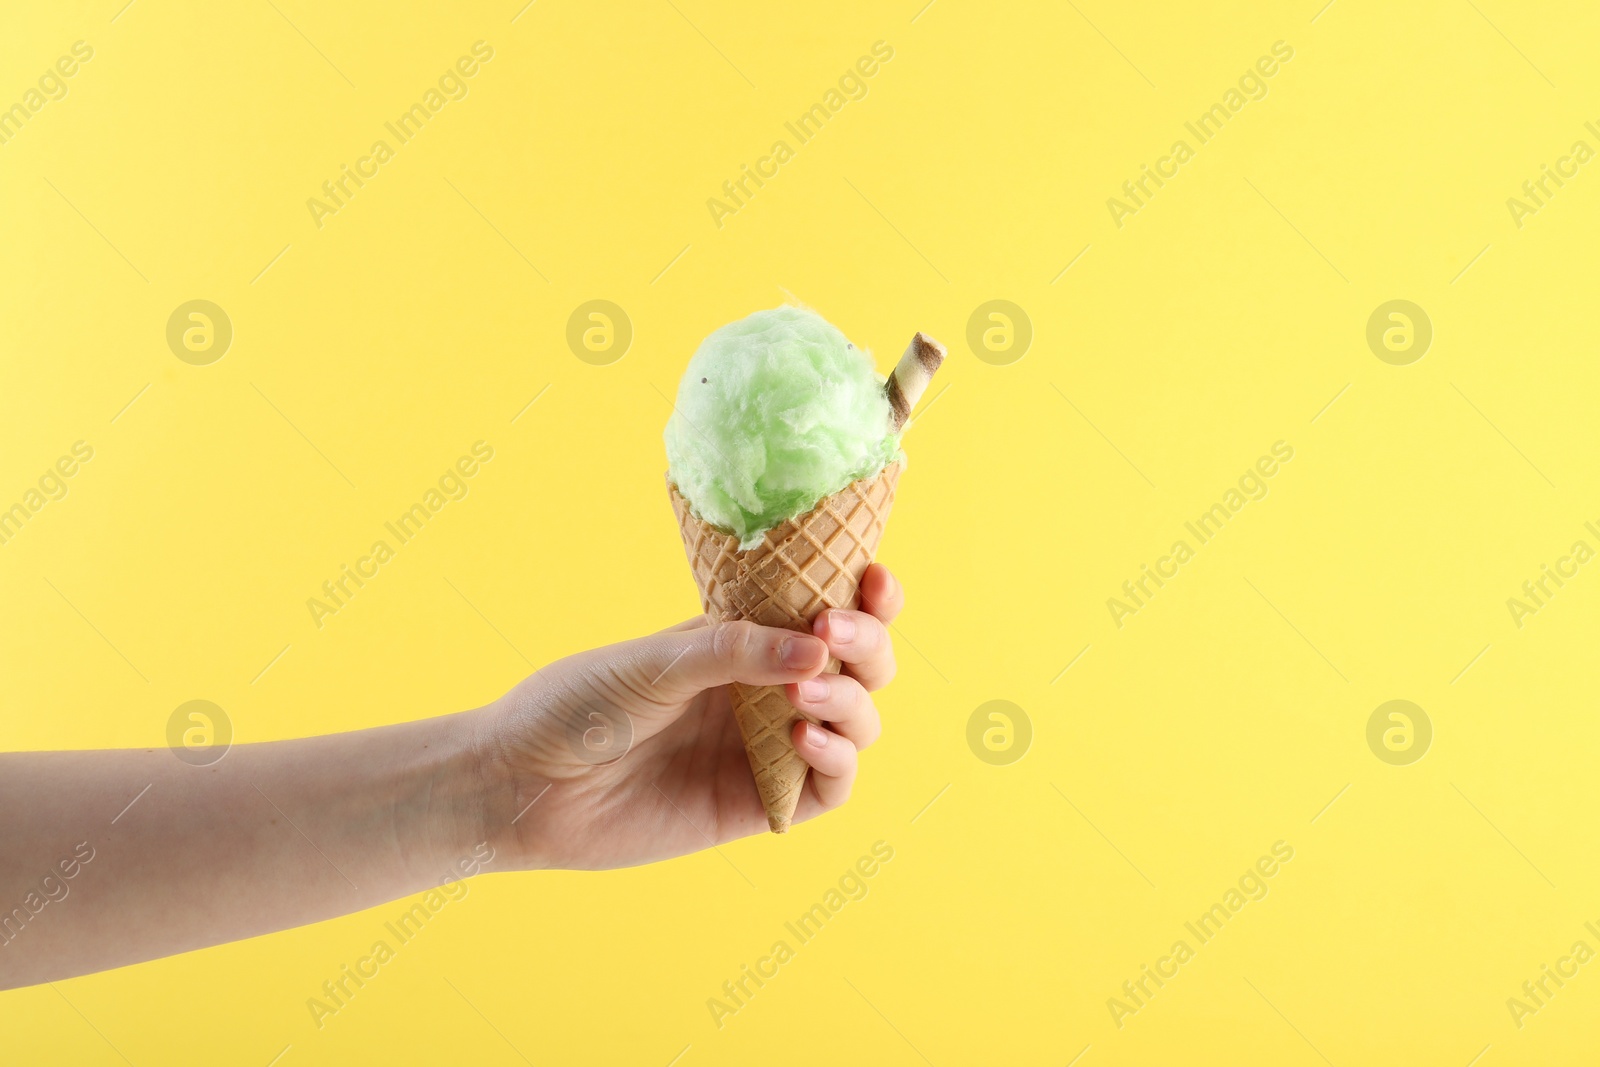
885, 331, 946, 432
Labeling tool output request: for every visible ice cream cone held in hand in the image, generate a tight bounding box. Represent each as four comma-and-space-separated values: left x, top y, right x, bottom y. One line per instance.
664, 308, 944, 832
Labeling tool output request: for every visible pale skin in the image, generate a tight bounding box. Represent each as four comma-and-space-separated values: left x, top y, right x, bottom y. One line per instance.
0, 564, 904, 991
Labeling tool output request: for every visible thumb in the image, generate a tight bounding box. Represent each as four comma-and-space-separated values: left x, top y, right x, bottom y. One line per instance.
627, 620, 827, 702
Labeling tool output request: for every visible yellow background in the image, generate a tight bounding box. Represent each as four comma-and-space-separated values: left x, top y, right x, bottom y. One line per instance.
3, 0, 1598, 1062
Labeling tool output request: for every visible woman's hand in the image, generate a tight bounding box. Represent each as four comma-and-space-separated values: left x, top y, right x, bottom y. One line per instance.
0, 572, 906, 987
479, 564, 904, 870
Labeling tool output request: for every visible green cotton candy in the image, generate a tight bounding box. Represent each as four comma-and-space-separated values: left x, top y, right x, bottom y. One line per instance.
665, 307, 899, 550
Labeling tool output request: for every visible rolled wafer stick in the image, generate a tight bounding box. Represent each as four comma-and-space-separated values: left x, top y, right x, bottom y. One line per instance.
885, 331, 946, 432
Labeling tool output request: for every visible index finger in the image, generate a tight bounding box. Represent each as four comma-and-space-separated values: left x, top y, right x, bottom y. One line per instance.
613, 619, 828, 704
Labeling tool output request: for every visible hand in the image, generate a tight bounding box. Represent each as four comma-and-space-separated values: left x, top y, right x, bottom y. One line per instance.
477, 564, 904, 870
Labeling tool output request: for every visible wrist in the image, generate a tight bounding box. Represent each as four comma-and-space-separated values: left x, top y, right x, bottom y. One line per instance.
386, 710, 507, 886
458, 699, 545, 872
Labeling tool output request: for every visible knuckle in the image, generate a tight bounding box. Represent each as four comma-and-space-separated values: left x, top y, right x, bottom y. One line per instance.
711, 619, 759, 663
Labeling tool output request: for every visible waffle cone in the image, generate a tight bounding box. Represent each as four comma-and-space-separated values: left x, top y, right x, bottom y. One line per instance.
668, 462, 901, 833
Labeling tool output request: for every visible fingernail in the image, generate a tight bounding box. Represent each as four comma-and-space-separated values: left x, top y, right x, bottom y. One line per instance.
828, 611, 856, 643
803, 722, 829, 747
781, 637, 817, 669
798, 679, 829, 703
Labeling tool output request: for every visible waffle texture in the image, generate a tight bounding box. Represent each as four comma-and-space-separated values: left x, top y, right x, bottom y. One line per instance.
668, 461, 901, 832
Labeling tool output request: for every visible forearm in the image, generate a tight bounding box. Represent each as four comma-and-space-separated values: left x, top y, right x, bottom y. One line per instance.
0, 709, 497, 990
